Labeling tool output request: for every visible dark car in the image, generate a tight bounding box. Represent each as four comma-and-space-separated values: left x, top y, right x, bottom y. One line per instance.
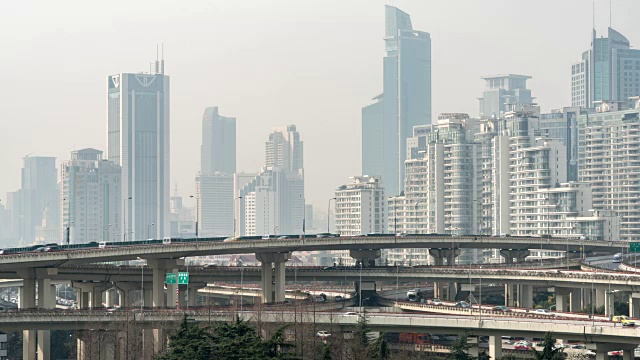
33, 245, 62, 252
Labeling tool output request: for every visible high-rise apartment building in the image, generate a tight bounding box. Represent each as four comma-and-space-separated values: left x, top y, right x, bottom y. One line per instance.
572, 28, 640, 108
237, 126, 305, 236
18, 156, 59, 244
362, 5, 431, 196
577, 99, 640, 242
334, 176, 386, 236
478, 74, 534, 119
107, 61, 170, 241
60, 149, 121, 243
198, 107, 236, 237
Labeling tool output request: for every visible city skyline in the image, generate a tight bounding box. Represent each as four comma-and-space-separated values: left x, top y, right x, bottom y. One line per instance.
2, 0, 640, 211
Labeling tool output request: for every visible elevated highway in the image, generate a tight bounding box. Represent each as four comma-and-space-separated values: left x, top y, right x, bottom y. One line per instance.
0, 308, 637, 359
0, 235, 624, 270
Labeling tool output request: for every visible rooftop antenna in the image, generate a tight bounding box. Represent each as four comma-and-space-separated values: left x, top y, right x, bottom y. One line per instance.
154, 44, 160, 74
592, 0, 595, 30
610, 0, 612, 28
161, 43, 165, 75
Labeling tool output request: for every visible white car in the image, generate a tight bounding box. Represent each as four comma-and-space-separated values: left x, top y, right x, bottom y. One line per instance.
343, 312, 358, 316
317, 331, 331, 338
534, 308, 552, 315
431, 299, 443, 306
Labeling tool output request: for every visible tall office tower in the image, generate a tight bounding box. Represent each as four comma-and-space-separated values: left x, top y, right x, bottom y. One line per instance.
362, 5, 431, 196
572, 28, 640, 108
107, 60, 170, 241
197, 173, 234, 236
238, 125, 305, 236
266, 125, 303, 172
334, 176, 386, 236
478, 74, 534, 118
19, 156, 59, 244
578, 99, 640, 242
198, 107, 236, 237
201, 107, 236, 174
60, 149, 121, 244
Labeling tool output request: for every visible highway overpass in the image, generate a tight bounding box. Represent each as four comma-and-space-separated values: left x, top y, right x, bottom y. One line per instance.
1, 308, 637, 360
0, 235, 624, 270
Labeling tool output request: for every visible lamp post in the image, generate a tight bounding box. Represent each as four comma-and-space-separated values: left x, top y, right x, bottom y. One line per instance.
234, 196, 243, 238
147, 223, 155, 240
189, 195, 199, 238
63, 197, 71, 245
328, 197, 336, 233
124, 196, 132, 241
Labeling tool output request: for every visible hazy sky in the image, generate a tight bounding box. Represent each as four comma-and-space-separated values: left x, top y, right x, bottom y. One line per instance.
1, 0, 639, 213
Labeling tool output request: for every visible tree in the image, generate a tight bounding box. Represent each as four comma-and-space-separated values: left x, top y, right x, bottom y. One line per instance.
450, 333, 474, 360
157, 315, 214, 360
477, 351, 491, 360
369, 335, 390, 360
322, 344, 332, 360
209, 317, 268, 360
263, 326, 298, 360
531, 332, 564, 360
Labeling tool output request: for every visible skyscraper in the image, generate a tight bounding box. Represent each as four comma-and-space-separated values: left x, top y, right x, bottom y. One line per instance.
198, 107, 236, 237
572, 27, 640, 108
19, 156, 59, 244
238, 126, 305, 236
478, 74, 534, 118
201, 107, 236, 174
362, 5, 431, 196
107, 60, 170, 241
60, 149, 121, 243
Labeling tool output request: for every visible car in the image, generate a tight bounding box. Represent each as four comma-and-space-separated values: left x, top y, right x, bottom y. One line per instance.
223, 237, 239, 242
277, 236, 288, 239
455, 301, 471, 308
534, 308, 551, 314
33, 245, 61, 252
262, 235, 276, 240
514, 343, 532, 350
493, 306, 511, 312
396, 232, 407, 237
608, 350, 623, 356
570, 344, 586, 349
613, 315, 636, 326
334, 295, 345, 302
317, 331, 331, 338
430, 299, 443, 306
343, 312, 358, 316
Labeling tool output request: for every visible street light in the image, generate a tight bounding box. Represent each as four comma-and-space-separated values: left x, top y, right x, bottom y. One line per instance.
63, 198, 71, 245
234, 196, 243, 238
328, 197, 336, 233
190, 194, 199, 238
147, 223, 155, 240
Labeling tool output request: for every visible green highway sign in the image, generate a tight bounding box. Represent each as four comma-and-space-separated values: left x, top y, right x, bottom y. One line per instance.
631, 242, 640, 253
178, 272, 189, 285
166, 273, 176, 284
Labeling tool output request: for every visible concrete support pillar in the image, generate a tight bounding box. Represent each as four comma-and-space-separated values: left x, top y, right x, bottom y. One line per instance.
605, 291, 615, 317
260, 261, 274, 303
629, 293, 640, 318
167, 268, 178, 308
588, 344, 635, 360
467, 337, 479, 358
445, 283, 456, 301
144, 289, 152, 309
520, 284, 533, 308
595, 288, 605, 308
434, 282, 444, 299
37, 278, 55, 360
500, 249, 529, 264
151, 265, 166, 308
488, 336, 502, 360
113, 282, 138, 308
569, 289, 582, 312
18, 269, 36, 360
274, 261, 286, 303
147, 258, 184, 309
105, 289, 115, 308
349, 249, 382, 264
256, 252, 291, 303
623, 349, 634, 360
504, 284, 515, 307
555, 288, 569, 312
582, 288, 593, 310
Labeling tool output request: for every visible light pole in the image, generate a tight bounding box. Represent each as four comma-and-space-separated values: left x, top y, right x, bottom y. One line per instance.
240, 266, 244, 314
190, 195, 199, 238
359, 260, 363, 311
63, 198, 71, 245
124, 196, 132, 241
136, 257, 144, 312
328, 197, 336, 233
147, 223, 155, 240
233, 196, 243, 238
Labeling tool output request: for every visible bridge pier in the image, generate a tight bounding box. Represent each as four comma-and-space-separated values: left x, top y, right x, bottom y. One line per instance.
113, 282, 137, 308
520, 284, 533, 308
349, 249, 382, 265
570, 289, 581, 312
488, 335, 501, 359
500, 249, 529, 264
37, 278, 55, 360
555, 288, 569, 312
256, 253, 291, 303
504, 284, 515, 307
18, 269, 36, 360
588, 343, 636, 360
630, 293, 640, 318
605, 291, 615, 317
429, 249, 460, 301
